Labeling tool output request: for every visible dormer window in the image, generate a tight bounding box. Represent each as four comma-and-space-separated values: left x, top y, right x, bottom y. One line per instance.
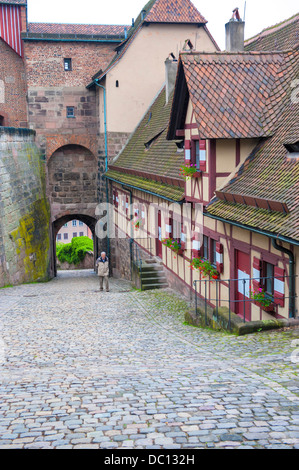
285, 141, 299, 160
176, 141, 184, 153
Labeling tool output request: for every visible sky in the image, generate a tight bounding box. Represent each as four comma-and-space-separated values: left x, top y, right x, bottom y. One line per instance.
27, 0, 298, 50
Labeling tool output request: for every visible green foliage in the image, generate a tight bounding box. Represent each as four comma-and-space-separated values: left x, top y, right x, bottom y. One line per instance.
190, 257, 219, 279
56, 236, 93, 265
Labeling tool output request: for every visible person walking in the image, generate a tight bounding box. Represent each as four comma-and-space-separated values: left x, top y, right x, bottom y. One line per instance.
96, 251, 109, 292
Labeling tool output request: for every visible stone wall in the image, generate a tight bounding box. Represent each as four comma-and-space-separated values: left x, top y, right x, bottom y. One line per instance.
0, 127, 51, 287
0, 39, 28, 128
47, 144, 98, 223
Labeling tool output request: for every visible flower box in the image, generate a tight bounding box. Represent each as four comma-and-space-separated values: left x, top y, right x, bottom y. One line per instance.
162, 238, 184, 256
190, 257, 219, 280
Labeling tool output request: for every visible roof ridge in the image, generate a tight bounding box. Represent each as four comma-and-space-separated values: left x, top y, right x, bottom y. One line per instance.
245, 12, 299, 45
28, 22, 130, 27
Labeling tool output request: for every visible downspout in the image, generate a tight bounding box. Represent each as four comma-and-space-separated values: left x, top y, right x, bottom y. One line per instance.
272, 237, 296, 319
122, 185, 134, 281
94, 80, 110, 261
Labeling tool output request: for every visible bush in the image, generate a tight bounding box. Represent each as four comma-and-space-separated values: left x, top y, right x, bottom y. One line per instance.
57, 236, 93, 265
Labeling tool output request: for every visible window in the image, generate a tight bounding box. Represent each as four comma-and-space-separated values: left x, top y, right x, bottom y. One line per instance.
263, 261, 274, 296
195, 140, 206, 171
203, 235, 209, 260
79, 221, 84, 226
285, 141, 299, 160
64, 233, 68, 240
57, 234, 62, 241
67, 106, 75, 118
79, 232, 84, 237
73, 232, 77, 238
72, 220, 77, 227
64, 223, 68, 228
64, 58, 72, 71
211, 239, 217, 266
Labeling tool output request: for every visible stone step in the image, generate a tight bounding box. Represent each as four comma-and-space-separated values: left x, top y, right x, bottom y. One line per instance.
141, 276, 167, 284
142, 282, 168, 291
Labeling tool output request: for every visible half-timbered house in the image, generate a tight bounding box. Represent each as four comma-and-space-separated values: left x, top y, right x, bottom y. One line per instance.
106, 12, 299, 323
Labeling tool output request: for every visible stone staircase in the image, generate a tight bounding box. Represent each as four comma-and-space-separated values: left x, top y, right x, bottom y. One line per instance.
140, 258, 168, 290
135, 258, 168, 291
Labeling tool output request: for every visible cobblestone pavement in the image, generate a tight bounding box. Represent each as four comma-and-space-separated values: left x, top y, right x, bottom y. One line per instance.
0, 270, 298, 449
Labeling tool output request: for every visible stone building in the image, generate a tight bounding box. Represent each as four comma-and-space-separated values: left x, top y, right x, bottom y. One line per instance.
0, 0, 219, 284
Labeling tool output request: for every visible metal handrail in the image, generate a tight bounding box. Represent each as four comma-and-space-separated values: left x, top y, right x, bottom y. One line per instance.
131, 239, 143, 290
193, 274, 297, 330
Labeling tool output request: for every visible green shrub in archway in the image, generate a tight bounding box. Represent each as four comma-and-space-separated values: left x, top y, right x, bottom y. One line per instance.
57, 236, 93, 265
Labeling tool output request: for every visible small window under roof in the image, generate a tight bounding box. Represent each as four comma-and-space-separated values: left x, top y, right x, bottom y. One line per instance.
285, 141, 299, 160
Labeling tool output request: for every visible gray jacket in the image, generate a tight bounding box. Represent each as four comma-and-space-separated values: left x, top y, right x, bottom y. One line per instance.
96, 256, 109, 277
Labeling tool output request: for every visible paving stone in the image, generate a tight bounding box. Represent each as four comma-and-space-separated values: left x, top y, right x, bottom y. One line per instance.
0, 272, 298, 449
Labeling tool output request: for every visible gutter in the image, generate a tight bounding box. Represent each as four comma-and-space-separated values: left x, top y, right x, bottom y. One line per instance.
93, 80, 109, 259
105, 175, 184, 204
272, 238, 296, 318
205, 212, 297, 318
22, 37, 122, 43
204, 212, 299, 247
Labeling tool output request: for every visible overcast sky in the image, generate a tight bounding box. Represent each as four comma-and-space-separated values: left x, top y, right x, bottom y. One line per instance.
27, 0, 298, 49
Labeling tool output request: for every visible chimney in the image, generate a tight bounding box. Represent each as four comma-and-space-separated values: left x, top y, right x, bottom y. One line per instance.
225, 8, 245, 52
165, 54, 178, 104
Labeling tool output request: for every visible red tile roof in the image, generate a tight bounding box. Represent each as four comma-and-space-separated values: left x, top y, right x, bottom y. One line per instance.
0, 0, 26, 4
89, 0, 209, 85
178, 51, 293, 139
144, 0, 207, 24
105, 86, 185, 202
245, 13, 299, 52
28, 23, 129, 37
206, 49, 299, 242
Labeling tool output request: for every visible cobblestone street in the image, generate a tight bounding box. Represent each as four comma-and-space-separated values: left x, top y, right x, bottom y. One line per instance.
0, 270, 298, 449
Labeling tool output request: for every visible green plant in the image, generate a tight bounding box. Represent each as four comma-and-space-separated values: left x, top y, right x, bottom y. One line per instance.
179, 163, 198, 180
57, 236, 93, 265
162, 237, 182, 254
250, 287, 273, 308
190, 257, 219, 279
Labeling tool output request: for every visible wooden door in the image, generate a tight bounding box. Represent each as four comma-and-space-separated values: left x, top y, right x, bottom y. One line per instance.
235, 249, 251, 321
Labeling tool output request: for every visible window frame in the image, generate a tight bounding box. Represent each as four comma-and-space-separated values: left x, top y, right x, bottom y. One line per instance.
64, 58, 72, 71
262, 261, 275, 296
66, 106, 75, 118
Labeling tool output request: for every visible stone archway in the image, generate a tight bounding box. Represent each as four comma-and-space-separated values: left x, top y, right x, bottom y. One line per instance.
52, 213, 99, 277
47, 144, 98, 222
47, 144, 100, 277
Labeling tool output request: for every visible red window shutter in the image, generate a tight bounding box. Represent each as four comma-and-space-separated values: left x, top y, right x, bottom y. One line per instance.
190, 140, 196, 166
274, 266, 285, 307
180, 225, 186, 251
192, 232, 201, 258
252, 257, 262, 292
185, 140, 191, 164
165, 217, 172, 239
115, 191, 119, 208
199, 140, 207, 172
216, 242, 223, 273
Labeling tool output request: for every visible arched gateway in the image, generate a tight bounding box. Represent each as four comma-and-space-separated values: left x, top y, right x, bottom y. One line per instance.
47, 144, 102, 277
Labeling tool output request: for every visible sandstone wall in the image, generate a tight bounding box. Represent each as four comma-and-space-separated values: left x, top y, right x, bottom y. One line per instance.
0, 127, 51, 287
